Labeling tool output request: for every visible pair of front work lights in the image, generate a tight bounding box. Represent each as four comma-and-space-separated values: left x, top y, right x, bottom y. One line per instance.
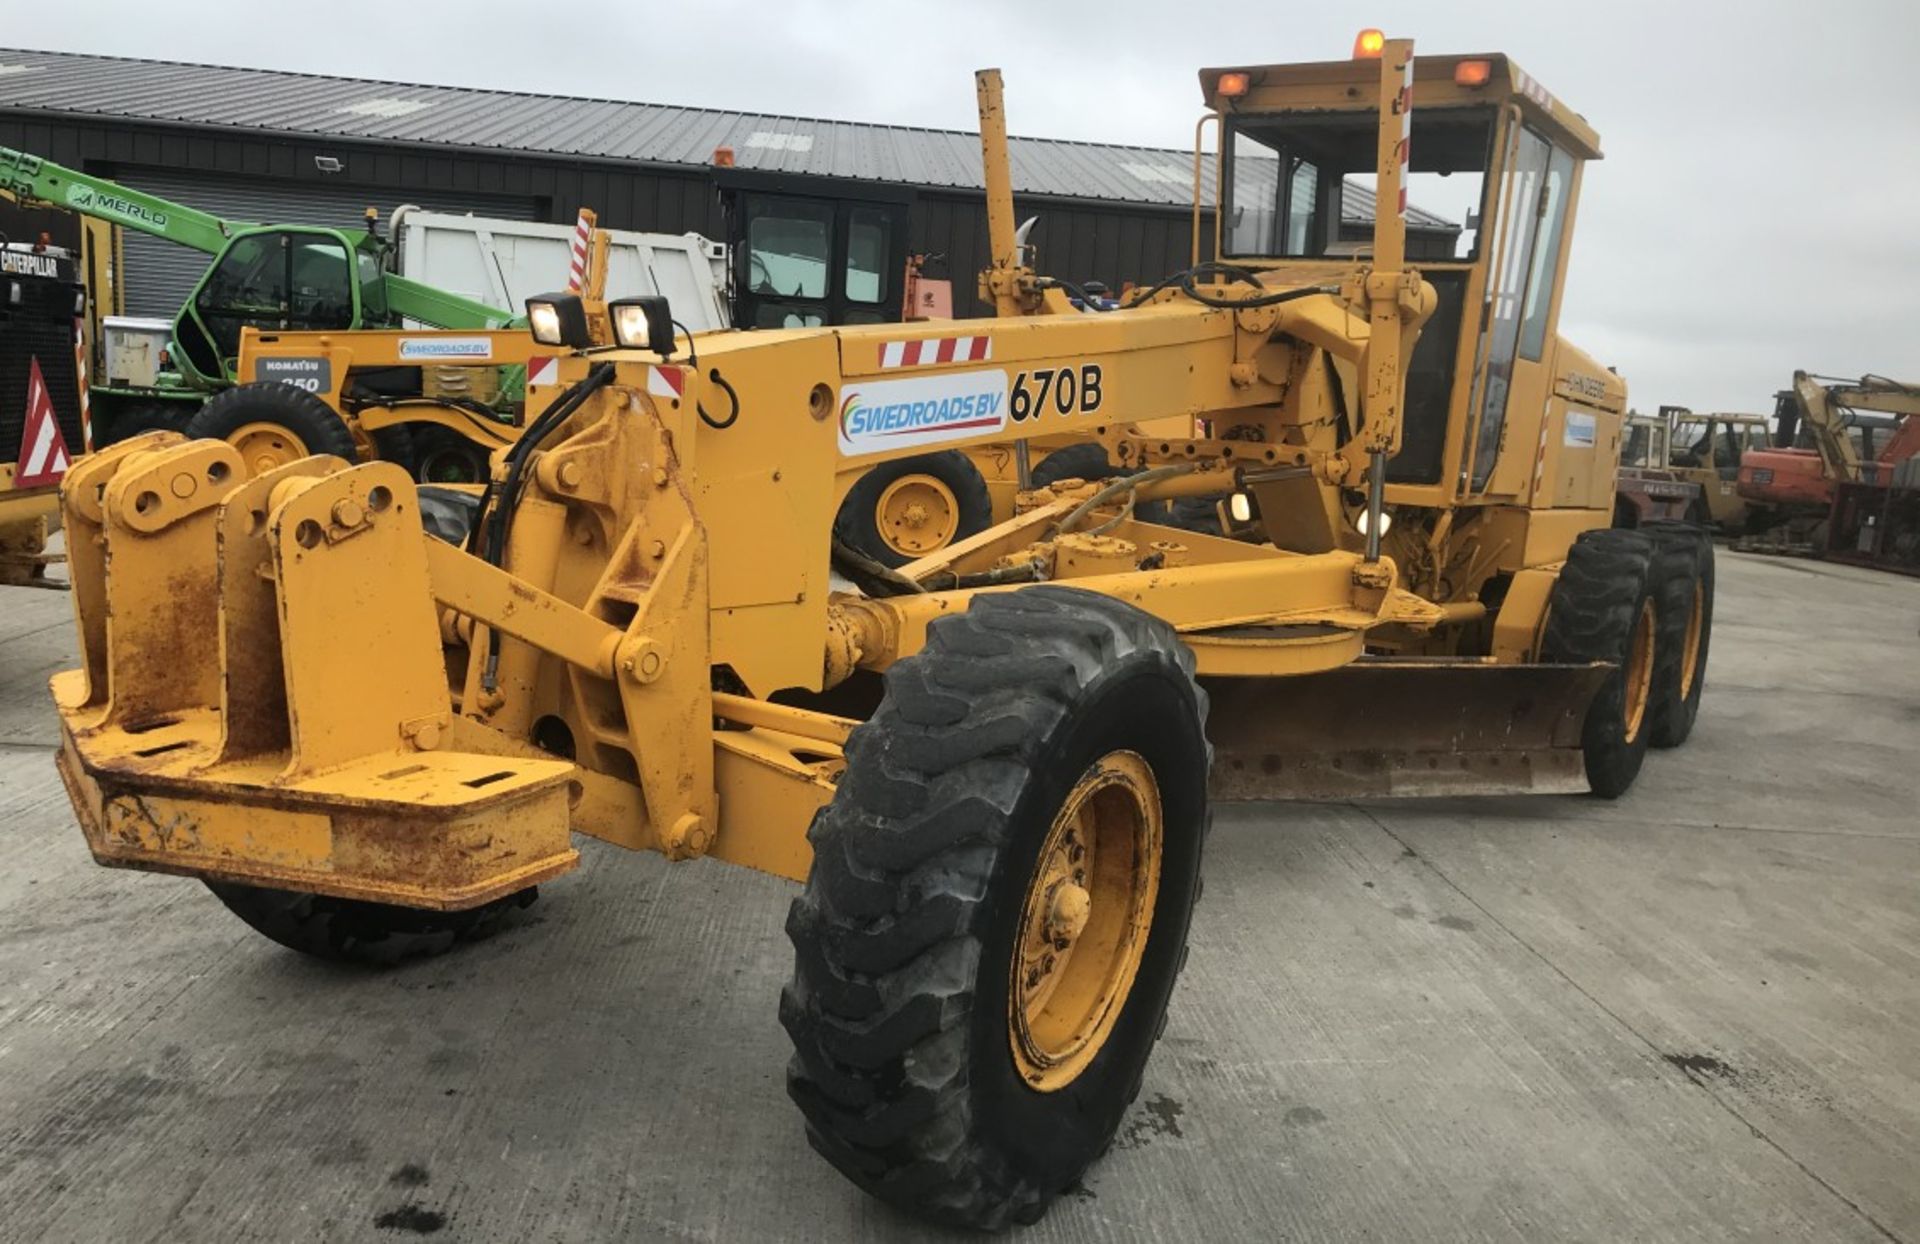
524, 291, 676, 355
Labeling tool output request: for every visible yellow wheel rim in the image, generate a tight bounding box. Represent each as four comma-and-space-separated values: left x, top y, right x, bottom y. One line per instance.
1622, 599, 1656, 743
228, 421, 309, 477
1009, 750, 1163, 1093
1678, 580, 1704, 698
875, 474, 960, 559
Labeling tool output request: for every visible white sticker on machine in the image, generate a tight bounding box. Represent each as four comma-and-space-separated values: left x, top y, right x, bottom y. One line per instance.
838, 368, 1009, 455
1564, 411, 1598, 448
398, 336, 493, 361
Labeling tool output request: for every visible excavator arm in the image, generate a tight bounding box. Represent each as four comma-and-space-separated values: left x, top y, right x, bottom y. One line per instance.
1787, 370, 1920, 482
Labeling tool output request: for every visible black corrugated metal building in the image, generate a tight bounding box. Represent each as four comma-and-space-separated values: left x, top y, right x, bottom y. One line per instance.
0, 48, 1457, 320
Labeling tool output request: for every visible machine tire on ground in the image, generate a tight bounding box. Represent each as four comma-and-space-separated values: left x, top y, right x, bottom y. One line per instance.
187, 382, 359, 476
368, 423, 416, 477
781, 587, 1210, 1229
834, 450, 993, 567
414, 426, 496, 485
1542, 529, 1659, 799
1644, 520, 1714, 748
1029, 442, 1119, 490
204, 882, 538, 967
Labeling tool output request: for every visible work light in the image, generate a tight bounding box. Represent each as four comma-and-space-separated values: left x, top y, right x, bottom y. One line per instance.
525, 292, 590, 349
607, 296, 676, 354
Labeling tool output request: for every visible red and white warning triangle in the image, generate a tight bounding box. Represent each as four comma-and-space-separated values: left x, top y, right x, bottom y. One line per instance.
13, 357, 72, 488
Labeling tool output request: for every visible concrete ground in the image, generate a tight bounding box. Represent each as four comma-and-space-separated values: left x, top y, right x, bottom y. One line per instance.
0, 550, 1915, 1243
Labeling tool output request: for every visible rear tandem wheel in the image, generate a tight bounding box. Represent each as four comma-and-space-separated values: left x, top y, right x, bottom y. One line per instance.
1541, 528, 1659, 798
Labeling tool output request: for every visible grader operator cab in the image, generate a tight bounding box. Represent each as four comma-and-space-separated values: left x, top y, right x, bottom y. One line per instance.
46, 39, 1714, 1229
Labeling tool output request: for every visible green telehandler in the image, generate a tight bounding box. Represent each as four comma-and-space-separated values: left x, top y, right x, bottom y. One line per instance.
0, 146, 515, 446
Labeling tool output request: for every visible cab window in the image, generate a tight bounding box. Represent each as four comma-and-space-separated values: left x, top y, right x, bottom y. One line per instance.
287, 239, 354, 331
1517, 147, 1575, 361
1223, 108, 1493, 261
356, 248, 389, 323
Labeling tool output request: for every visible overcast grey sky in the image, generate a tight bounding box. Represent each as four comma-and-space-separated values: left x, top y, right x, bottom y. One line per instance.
13, 0, 1920, 410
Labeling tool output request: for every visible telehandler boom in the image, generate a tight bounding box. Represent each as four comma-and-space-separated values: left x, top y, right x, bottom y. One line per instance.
47, 38, 1713, 1229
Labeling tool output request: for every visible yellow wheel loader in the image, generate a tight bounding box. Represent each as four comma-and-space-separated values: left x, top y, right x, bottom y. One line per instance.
45, 37, 1713, 1229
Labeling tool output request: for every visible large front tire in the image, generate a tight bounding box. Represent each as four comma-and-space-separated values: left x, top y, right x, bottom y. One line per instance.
205, 882, 537, 966
781, 587, 1210, 1229
1543, 529, 1658, 799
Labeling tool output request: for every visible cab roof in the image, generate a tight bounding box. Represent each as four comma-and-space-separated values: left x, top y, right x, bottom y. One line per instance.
1199, 52, 1602, 161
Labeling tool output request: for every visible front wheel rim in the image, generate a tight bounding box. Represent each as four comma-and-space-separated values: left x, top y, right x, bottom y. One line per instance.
1008, 749, 1163, 1093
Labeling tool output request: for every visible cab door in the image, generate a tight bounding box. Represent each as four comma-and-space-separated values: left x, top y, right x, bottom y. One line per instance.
1472, 127, 1578, 497
175, 229, 356, 386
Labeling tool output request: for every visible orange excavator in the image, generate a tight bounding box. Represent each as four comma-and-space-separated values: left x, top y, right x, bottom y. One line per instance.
1737, 371, 1920, 550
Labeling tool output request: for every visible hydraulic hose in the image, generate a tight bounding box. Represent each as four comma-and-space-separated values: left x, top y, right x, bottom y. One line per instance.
474, 361, 615, 692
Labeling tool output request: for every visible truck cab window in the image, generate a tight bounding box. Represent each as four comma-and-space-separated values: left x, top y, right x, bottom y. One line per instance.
846, 208, 891, 305
747, 202, 832, 300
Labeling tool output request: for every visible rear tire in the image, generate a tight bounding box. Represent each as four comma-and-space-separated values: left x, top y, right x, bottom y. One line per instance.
414, 426, 496, 484
368, 423, 416, 475
187, 382, 358, 475
781, 587, 1210, 1229
1542, 529, 1657, 799
1644, 520, 1714, 748
1030, 442, 1118, 490
1031, 442, 1183, 527
205, 882, 537, 966
835, 450, 993, 568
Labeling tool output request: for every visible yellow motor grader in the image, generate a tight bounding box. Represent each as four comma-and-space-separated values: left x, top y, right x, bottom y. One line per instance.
47, 37, 1713, 1230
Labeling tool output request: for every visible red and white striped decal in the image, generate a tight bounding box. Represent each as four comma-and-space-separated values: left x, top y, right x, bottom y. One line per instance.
647, 366, 685, 400
878, 336, 992, 369
565, 211, 592, 294
73, 316, 92, 451
13, 356, 72, 487
1395, 54, 1413, 217
1531, 401, 1553, 498
528, 355, 559, 388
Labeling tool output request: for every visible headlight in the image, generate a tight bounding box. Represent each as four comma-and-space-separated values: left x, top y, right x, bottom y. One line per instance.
525, 293, 589, 349
607, 295, 674, 354
1228, 493, 1253, 523
1355, 508, 1393, 537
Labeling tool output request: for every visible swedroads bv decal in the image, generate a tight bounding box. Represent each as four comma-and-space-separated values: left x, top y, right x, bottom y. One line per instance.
837, 368, 1010, 455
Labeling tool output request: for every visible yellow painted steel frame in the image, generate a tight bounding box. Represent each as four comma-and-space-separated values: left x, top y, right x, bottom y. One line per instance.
1, 467, 62, 586
48, 45, 1623, 909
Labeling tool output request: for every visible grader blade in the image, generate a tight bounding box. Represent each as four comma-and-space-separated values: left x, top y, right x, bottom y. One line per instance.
1205, 659, 1611, 800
